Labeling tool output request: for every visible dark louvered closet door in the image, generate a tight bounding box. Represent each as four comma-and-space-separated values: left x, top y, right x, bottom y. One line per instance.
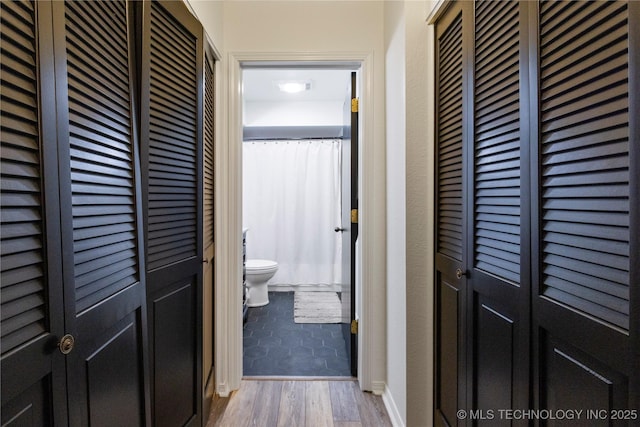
203, 43, 215, 408
434, 2, 472, 425
140, 1, 204, 425
470, 0, 530, 417
53, 1, 149, 425
204, 50, 215, 256
433, 0, 639, 421
534, 0, 639, 413
0, 1, 67, 424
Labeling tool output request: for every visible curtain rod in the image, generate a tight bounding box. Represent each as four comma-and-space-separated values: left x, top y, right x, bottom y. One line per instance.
243, 125, 344, 140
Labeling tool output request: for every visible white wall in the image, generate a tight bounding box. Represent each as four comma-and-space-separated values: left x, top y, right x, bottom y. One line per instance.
188, 0, 224, 52
405, 1, 435, 425
222, 0, 387, 393
384, 1, 407, 425
384, 1, 435, 425
244, 100, 343, 127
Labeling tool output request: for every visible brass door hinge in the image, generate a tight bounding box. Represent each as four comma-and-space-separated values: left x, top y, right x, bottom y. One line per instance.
351, 209, 358, 224
351, 319, 358, 334
351, 97, 359, 113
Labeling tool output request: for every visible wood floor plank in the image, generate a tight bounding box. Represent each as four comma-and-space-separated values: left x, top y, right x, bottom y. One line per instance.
249, 381, 282, 426
305, 381, 334, 427
351, 382, 392, 427
216, 380, 259, 427
365, 393, 392, 427
208, 393, 230, 427
277, 380, 306, 427
208, 379, 392, 427
329, 381, 360, 422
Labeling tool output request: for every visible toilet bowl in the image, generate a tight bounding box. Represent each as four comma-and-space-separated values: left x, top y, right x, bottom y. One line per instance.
246, 259, 278, 307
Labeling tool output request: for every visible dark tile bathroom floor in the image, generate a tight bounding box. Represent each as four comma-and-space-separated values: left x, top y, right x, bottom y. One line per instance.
243, 292, 352, 377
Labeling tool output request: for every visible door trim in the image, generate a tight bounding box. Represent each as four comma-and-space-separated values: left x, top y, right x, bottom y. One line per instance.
216, 51, 376, 394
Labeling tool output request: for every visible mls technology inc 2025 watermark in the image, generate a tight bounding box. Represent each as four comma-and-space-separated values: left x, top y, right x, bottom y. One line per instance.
456, 409, 638, 422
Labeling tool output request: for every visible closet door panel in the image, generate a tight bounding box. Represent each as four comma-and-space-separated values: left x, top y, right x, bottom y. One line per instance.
436, 271, 460, 426
434, 2, 472, 424
151, 282, 196, 427
475, 295, 514, 418
534, 0, 636, 411
54, 1, 149, 424
203, 44, 215, 413
82, 310, 145, 427
470, 0, 529, 416
0, 1, 66, 424
541, 335, 628, 418
140, 1, 204, 425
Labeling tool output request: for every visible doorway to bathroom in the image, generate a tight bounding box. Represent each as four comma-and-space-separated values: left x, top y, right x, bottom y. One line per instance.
241, 65, 359, 377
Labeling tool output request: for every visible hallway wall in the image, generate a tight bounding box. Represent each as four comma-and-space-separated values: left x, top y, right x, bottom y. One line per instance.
384, 1, 435, 425
384, 1, 407, 423
189, 1, 436, 420
188, 0, 224, 51
404, 2, 435, 425
223, 1, 386, 393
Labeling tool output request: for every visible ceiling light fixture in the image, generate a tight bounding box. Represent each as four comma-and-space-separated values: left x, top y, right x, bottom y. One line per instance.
276, 80, 311, 94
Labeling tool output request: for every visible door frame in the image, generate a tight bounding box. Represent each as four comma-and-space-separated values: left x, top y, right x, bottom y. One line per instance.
215, 51, 376, 395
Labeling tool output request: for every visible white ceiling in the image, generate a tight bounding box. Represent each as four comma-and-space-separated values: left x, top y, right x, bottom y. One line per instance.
242, 68, 351, 103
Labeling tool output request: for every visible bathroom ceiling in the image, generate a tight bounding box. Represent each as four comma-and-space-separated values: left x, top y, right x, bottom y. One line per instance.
242, 68, 351, 103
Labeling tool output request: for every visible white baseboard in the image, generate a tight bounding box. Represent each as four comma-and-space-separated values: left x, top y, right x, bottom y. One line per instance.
382, 385, 406, 427
216, 381, 230, 398
371, 380, 386, 395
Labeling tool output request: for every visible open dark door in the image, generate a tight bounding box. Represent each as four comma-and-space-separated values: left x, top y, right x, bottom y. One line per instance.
340, 72, 358, 376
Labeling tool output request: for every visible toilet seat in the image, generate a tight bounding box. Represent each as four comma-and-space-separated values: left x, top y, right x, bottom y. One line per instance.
246, 259, 278, 273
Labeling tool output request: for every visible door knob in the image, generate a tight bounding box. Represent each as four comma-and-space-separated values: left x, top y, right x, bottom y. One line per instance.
335, 227, 345, 232
456, 268, 467, 279
58, 334, 75, 355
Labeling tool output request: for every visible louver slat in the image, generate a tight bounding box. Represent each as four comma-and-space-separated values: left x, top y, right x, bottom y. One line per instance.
540, 0, 630, 329
0, 0, 47, 355
64, 0, 139, 313
147, 2, 198, 271
437, 13, 463, 262
204, 55, 215, 246
474, 0, 521, 284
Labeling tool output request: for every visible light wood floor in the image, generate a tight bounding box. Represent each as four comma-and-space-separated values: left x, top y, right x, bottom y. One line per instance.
206, 379, 393, 427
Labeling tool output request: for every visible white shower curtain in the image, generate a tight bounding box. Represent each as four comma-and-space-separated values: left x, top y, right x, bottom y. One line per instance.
243, 139, 342, 286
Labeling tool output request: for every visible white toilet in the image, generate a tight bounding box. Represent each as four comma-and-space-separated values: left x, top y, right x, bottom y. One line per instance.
245, 259, 278, 307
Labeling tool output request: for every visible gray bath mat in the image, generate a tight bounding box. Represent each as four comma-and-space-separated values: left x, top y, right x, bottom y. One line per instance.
294, 291, 342, 323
